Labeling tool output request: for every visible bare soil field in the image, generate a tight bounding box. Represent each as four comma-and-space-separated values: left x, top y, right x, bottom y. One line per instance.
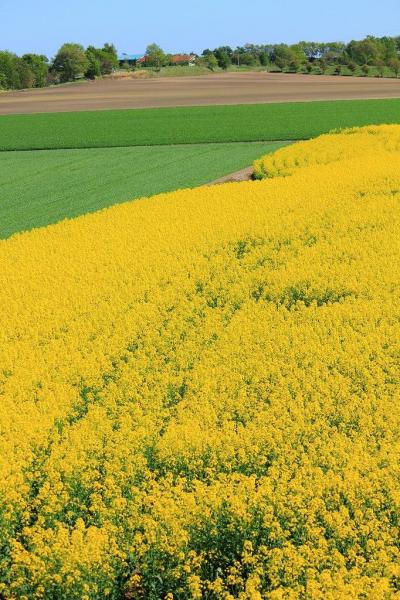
1, 72, 400, 115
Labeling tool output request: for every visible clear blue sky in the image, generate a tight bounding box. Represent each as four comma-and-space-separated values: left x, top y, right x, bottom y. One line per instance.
1, 0, 399, 58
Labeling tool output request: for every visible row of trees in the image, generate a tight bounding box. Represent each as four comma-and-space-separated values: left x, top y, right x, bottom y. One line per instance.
0, 52, 49, 89
200, 36, 400, 73
139, 36, 400, 75
0, 42, 118, 90
2, 34, 400, 90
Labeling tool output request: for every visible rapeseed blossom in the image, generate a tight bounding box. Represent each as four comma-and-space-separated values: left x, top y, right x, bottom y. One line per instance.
1, 125, 400, 598
253, 124, 400, 179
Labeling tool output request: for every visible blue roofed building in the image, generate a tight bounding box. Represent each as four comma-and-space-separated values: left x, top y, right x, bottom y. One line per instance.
118, 53, 144, 66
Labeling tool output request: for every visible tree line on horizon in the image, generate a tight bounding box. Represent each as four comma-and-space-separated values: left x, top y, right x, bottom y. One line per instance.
198, 36, 400, 75
1, 35, 400, 91
0, 43, 119, 90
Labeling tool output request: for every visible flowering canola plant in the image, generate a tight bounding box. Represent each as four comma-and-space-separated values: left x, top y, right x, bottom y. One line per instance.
253, 124, 400, 179
1, 125, 400, 599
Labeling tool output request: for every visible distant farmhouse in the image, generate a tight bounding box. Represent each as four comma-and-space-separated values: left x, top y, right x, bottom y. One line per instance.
118, 53, 144, 66
118, 53, 196, 67
137, 54, 196, 66
168, 54, 196, 66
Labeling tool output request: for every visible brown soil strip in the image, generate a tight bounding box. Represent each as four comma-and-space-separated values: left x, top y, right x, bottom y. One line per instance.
1, 72, 400, 115
207, 166, 254, 185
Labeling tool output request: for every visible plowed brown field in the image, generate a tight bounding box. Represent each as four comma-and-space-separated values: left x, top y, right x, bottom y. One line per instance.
1, 71, 400, 115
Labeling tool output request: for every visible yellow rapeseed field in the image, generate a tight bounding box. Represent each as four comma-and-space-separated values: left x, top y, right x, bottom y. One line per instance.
1, 125, 400, 599
253, 124, 400, 179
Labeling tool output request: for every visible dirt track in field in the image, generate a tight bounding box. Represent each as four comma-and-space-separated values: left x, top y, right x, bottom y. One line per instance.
1, 72, 400, 115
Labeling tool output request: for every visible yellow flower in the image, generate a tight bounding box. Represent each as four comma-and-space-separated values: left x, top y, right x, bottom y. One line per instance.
2, 125, 400, 597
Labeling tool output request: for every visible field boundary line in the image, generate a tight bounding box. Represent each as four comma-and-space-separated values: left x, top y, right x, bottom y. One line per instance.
0, 140, 298, 153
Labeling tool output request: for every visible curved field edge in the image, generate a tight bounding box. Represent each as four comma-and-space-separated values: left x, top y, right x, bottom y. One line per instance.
0, 141, 289, 239
0, 98, 400, 151
2, 127, 400, 597
253, 124, 400, 179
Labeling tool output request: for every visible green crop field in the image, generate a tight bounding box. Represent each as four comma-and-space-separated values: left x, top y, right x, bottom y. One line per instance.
1, 98, 400, 151
2, 97, 399, 239
0, 141, 288, 238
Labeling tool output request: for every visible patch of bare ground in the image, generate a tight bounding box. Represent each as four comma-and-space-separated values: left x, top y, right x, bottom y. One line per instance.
207, 166, 254, 185
1, 72, 400, 115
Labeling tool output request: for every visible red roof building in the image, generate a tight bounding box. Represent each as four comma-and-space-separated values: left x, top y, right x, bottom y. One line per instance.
137, 54, 196, 66
169, 54, 196, 65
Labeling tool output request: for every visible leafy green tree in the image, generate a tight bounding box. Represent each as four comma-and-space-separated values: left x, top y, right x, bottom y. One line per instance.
0, 51, 19, 88
243, 43, 260, 61
84, 43, 118, 77
85, 47, 101, 79
22, 54, 49, 87
346, 37, 381, 65
272, 45, 304, 71
53, 43, 89, 82
15, 59, 35, 88
213, 47, 232, 69
290, 44, 307, 66
242, 53, 256, 66
259, 52, 268, 66
272, 45, 293, 71
100, 43, 119, 73
318, 58, 327, 74
289, 57, 300, 72
380, 36, 397, 62
0, 50, 35, 89
361, 64, 369, 76
347, 61, 357, 74
214, 46, 233, 57
232, 52, 241, 66
232, 51, 255, 67
145, 43, 166, 68
218, 52, 230, 69
388, 57, 400, 77
203, 53, 218, 71
103, 43, 118, 61
334, 64, 342, 75
376, 59, 386, 77
321, 42, 346, 63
